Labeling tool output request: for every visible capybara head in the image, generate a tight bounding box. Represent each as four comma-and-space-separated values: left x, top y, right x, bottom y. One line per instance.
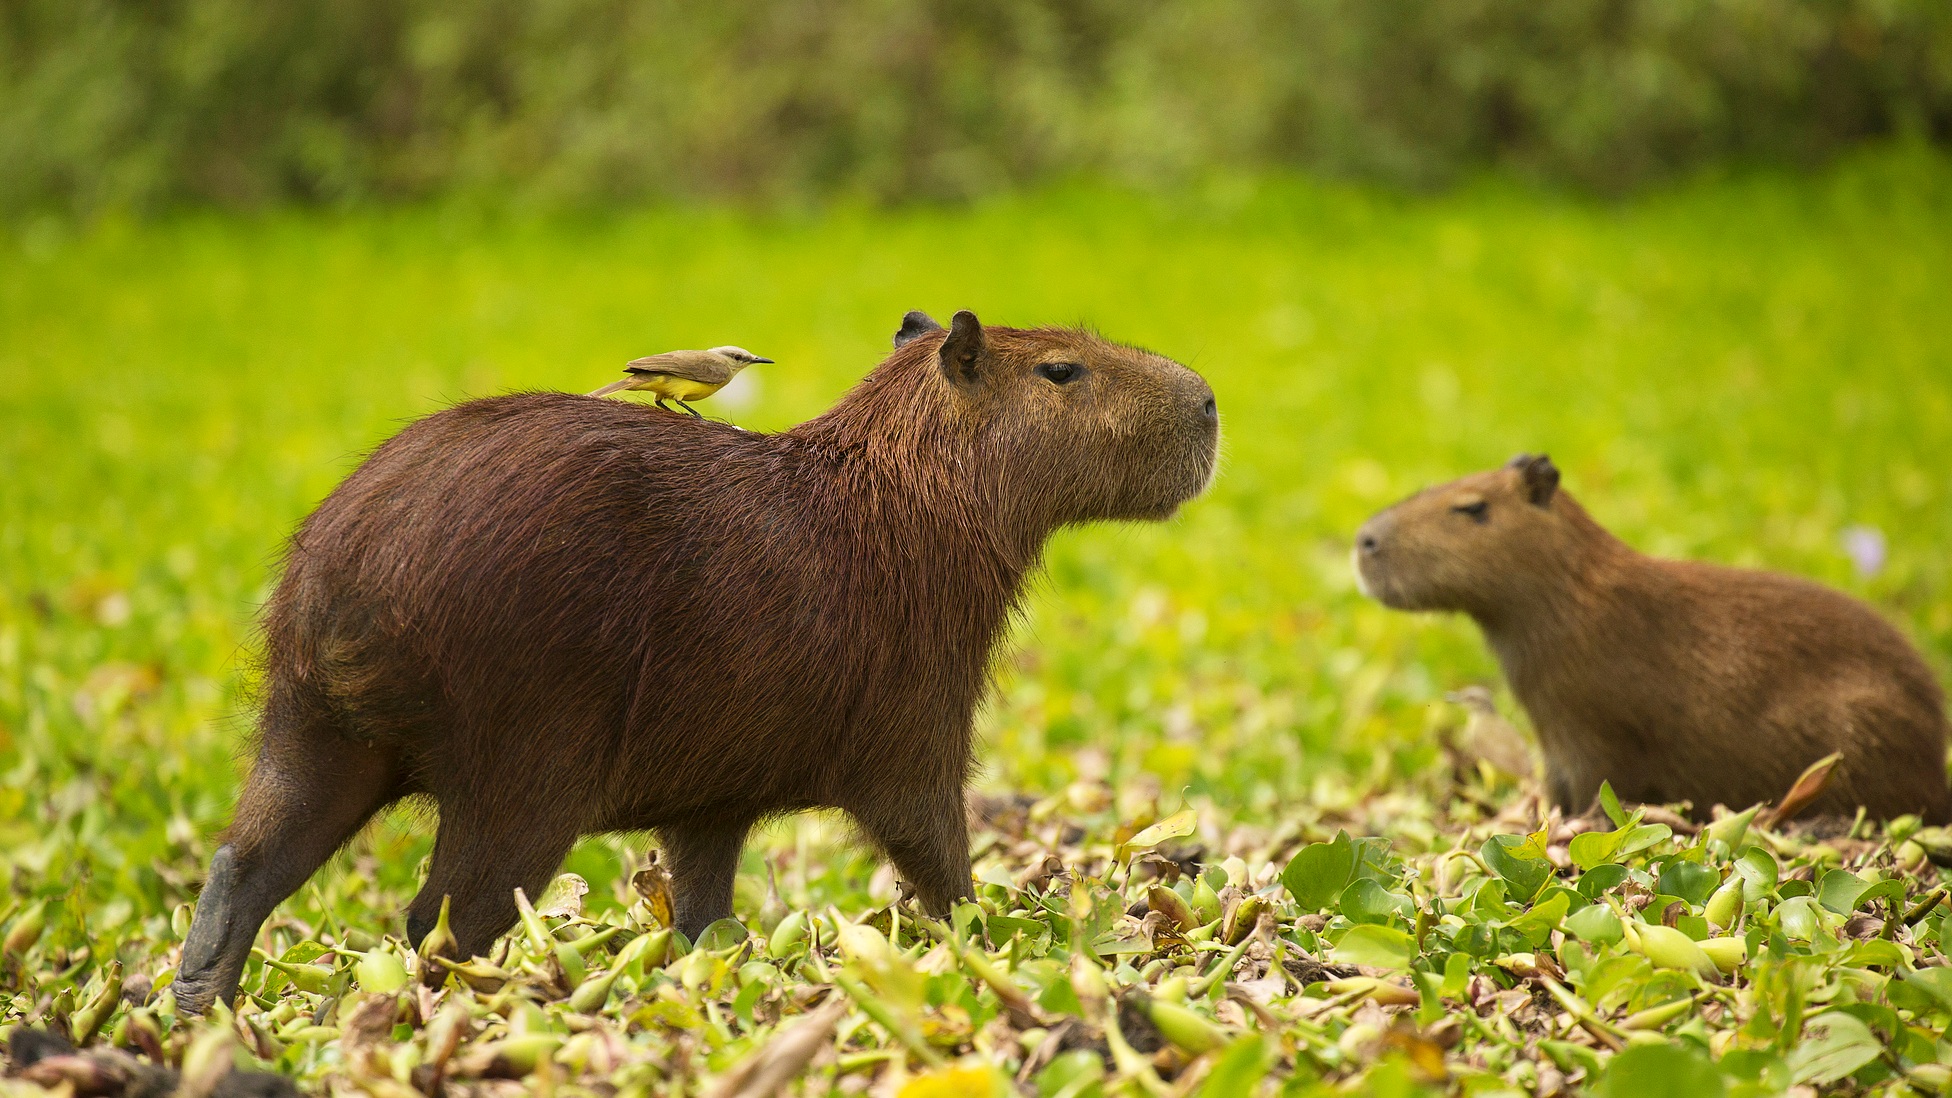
1354, 454, 1579, 616
883, 310, 1219, 525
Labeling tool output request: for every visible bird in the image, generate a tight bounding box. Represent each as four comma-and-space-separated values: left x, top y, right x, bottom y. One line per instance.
588, 346, 773, 417
1445, 685, 1538, 781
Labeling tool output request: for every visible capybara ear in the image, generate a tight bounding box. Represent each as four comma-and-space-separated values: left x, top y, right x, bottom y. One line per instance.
939, 310, 987, 387
894, 310, 944, 348
1516, 454, 1560, 506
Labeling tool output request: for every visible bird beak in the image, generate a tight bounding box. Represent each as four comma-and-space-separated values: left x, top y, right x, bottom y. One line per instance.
749, 357, 774, 365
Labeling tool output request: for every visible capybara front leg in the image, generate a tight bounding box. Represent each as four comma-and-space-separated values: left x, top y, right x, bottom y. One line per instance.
176, 713, 399, 1014
854, 790, 973, 917
659, 820, 752, 941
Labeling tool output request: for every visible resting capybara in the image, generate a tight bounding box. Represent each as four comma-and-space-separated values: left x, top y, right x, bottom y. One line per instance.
1354, 454, 1951, 822
176, 310, 1219, 1011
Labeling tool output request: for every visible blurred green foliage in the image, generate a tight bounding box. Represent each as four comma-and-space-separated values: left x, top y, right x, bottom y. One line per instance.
4, 0, 1952, 216
3, 146, 1949, 874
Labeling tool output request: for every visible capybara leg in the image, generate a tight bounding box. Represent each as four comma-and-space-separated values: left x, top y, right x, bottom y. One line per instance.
406, 803, 581, 958
853, 791, 973, 916
176, 719, 398, 1014
659, 820, 751, 941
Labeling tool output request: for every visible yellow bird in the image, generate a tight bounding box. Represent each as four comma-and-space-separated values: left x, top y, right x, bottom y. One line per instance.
588, 346, 773, 417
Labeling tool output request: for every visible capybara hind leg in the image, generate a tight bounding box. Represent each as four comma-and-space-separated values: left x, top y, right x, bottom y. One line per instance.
852, 790, 973, 916
176, 723, 398, 1013
658, 820, 752, 941
406, 804, 581, 959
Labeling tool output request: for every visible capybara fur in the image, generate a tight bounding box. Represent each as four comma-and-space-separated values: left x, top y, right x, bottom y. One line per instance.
1355, 454, 1951, 823
176, 310, 1219, 1011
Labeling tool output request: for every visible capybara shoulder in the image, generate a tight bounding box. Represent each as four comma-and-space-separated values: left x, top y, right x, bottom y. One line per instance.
1355, 454, 1950, 822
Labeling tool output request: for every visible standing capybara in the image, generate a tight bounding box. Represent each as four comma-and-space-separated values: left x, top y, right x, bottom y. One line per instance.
175, 310, 1219, 1011
1354, 454, 1951, 822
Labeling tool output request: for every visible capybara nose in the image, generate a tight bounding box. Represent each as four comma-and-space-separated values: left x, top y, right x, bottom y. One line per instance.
1202, 395, 1217, 420
1359, 533, 1379, 554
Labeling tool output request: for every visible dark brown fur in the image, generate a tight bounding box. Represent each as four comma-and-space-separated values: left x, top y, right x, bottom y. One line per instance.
176, 311, 1218, 1011
1355, 454, 1951, 822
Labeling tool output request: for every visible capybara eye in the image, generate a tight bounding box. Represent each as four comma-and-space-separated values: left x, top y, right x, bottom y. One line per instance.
1452, 499, 1489, 522
1036, 361, 1083, 385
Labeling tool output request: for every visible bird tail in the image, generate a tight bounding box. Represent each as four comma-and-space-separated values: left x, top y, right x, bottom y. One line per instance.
587, 377, 635, 397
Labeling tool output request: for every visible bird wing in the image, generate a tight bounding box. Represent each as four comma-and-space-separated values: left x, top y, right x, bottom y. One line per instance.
624, 350, 733, 385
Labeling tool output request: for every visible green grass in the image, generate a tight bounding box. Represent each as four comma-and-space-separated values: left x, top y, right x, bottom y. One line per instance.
3, 146, 1952, 1095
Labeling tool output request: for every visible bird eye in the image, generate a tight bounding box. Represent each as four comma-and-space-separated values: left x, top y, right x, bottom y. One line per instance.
1452, 499, 1490, 523
1036, 362, 1083, 385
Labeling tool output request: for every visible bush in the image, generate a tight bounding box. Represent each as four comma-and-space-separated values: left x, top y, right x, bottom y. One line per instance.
4, 0, 1950, 215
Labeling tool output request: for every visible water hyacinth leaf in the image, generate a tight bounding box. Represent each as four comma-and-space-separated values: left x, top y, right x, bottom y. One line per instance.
1816, 869, 1904, 915
1598, 782, 1628, 828
1718, 1049, 1793, 1092
1568, 829, 1624, 870
1816, 869, 1875, 915
1786, 1012, 1884, 1085
1657, 861, 1719, 906
1330, 924, 1414, 970
695, 918, 749, 951
1734, 848, 1779, 900
1617, 824, 1673, 858
1197, 1034, 1276, 1097
1119, 808, 1198, 860
1282, 830, 1357, 912
1702, 804, 1760, 850
1339, 878, 1412, 925
1480, 835, 1552, 902
1903, 966, 1952, 1011
1508, 890, 1570, 947
1775, 896, 1825, 941
1577, 863, 1630, 898
1034, 1050, 1104, 1097
1596, 1041, 1728, 1098
1564, 903, 1624, 944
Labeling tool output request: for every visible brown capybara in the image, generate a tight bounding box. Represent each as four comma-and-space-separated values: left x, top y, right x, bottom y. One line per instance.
1354, 454, 1951, 823
176, 310, 1219, 1011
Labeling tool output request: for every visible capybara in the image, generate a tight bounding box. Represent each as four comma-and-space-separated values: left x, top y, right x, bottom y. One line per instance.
1354, 454, 1950, 822
176, 310, 1219, 1011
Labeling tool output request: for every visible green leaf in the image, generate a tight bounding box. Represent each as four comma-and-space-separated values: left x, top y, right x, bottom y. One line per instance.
1786, 1012, 1884, 1086
1657, 861, 1719, 906
1282, 831, 1356, 912
1196, 1034, 1275, 1097
694, 918, 749, 951
1599, 781, 1627, 829
1617, 823, 1673, 858
1816, 868, 1904, 915
1569, 830, 1624, 870
1577, 863, 1630, 897
1508, 890, 1570, 947
1338, 878, 1412, 925
1903, 966, 1952, 1012
1330, 924, 1414, 970
1480, 834, 1552, 902
1120, 808, 1199, 859
1815, 869, 1874, 915
1564, 903, 1624, 945
1597, 1041, 1727, 1098
1733, 848, 1779, 901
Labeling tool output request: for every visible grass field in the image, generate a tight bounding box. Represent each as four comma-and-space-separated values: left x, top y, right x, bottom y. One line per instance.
3, 146, 1952, 1095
